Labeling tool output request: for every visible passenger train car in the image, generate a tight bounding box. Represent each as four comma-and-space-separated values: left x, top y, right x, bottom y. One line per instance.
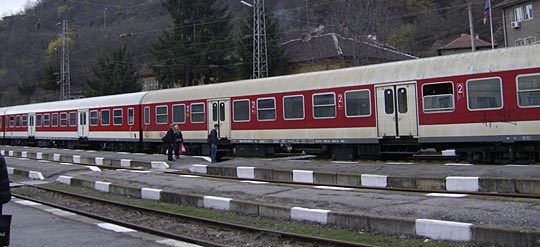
1, 45, 539, 163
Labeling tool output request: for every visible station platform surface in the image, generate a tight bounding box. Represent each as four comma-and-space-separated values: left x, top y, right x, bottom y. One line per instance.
2, 146, 540, 246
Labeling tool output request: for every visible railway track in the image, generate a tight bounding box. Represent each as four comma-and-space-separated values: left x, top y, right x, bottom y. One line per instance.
13, 185, 376, 247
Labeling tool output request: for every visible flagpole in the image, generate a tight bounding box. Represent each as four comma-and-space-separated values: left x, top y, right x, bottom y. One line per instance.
489, 0, 495, 49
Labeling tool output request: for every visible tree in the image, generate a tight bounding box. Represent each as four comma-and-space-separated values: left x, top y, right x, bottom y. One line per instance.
17, 82, 36, 103
86, 46, 141, 97
237, 6, 287, 79
41, 64, 60, 92
151, 0, 233, 88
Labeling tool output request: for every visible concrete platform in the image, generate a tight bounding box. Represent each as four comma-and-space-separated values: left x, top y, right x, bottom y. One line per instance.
3, 150, 540, 246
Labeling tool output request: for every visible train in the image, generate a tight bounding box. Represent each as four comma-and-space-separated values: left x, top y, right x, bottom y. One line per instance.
1, 44, 539, 164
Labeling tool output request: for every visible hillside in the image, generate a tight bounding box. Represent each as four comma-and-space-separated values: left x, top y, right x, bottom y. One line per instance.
0, 0, 501, 106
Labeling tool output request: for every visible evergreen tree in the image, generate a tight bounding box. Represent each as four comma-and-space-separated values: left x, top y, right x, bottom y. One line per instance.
237, 6, 287, 79
86, 46, 141, 97
17, 82, 36, 103
151, 0, 233, 88
41, 64, 60, 92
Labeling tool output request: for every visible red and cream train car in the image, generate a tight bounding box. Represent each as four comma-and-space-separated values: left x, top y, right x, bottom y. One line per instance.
1, 45, 539, 163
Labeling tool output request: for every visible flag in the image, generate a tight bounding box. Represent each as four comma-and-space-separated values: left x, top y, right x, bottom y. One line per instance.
483, 0, 491, 25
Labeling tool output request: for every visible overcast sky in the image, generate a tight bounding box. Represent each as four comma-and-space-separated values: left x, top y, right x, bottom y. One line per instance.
0, 0, 38, 18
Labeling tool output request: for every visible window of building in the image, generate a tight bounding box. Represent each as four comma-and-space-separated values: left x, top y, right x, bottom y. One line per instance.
69, 112, 77, 126
43, 114, 50, 127
422, 82, 455, 112
313, 93, 336, 118
525, 4, 533, 20
101, 109, 110, 126
467, 77, 503, 110
345, 90, 371, 117
144, 107, 150, 125
172, 104, 186, 123
90, 110, 99, 126
191, 103, 205, 123
514, 6, 524, 22
113, 109, 123, 125
60, 112, 68, 127
257, 98, 276, 121
283, 95, 304, 120
22, 115, 27, 127
156, 106, 168, 124
516, 39, 525, 46
52, 113, 59, 127
233, 100, 250, 122
517, 73, 540, 107
526, 37, 536, 45
128, 108, 134, 125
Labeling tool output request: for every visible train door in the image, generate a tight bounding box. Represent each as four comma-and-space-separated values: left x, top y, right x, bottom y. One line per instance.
376, 82, 418, 138
27, 113, 36, 137
77, 109, 89, 138
208, 99, 231, 139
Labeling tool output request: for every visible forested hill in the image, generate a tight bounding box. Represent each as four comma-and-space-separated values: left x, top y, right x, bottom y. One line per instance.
0, 0, 500, 106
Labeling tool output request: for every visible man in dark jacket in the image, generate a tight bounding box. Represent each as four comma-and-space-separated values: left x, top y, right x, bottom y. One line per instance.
209, 124, 219, 163
165, 124, 176, 161
0, 154, 11, 214
173, 124, 183, 159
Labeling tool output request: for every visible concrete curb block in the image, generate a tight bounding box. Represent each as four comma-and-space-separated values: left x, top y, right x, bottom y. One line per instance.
29, 171, 45, 180
95, 157, 104, 166
72, 155, 81, 164
446, 177, 479, 192
57, 176, 540, 246
416, 219, 472, 241
291, 207, 330, 224
57, 175, 72, 185
8, 151, 14, 156
53, 154, 61, 161
150, 161, 169, 170
0, 150, 4, 156
293, 170, 314, 183
189, 165, 208, 174
21, 151, 28, 158
36, 152, 43, 160
236, 166, 255, 179
120, 159, 131, 167
361, 174, 388, 187
6, 167, 13, 175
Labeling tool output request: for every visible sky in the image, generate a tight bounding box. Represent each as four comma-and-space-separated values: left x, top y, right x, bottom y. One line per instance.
0, 0, 38, 18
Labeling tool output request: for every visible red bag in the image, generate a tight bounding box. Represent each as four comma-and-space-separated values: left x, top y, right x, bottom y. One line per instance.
180, 143, 186, 154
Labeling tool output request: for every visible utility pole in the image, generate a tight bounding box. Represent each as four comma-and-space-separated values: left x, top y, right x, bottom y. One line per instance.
59, 19, 71, 100
468, 2, 477, 52
252, 0, 268, 79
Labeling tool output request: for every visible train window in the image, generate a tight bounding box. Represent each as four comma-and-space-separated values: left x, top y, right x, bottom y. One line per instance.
101, 109, 110, 126
90, 110, 99, 126
397, 88, 408, 113
9, 116, 14, 128
257, 98, 276, 121
69, 112, 77, 126
144, 107, 150, 125
113, 109, 123, 125
60, 113, 68, 127
0, 117, 2, 128
191, 103, 205, 123
345, 90, 370, 117
52, 113, 58, 127
43, 114, 50, 127
313, 93, 336, 119
172, 104, 186, 123
384, 89, 394, 114
233, 100, 250, 122
128, 108, 135, 125
467, 77, 503, 110
36, 114, 42, 127
22, 115, 28, 127
283, 95, 304, 120
156, 106, 168, 124
423, 82, 454, 112
15, 116, 20, 128
517, 74, 540, 107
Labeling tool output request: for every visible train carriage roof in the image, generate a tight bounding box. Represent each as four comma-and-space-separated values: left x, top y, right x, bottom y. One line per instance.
142, 44, 540, 104
5, 92, 148, 115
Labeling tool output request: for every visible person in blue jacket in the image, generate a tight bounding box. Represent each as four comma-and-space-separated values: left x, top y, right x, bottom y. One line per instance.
208, 124, 219, 163
0, 154, 11, 214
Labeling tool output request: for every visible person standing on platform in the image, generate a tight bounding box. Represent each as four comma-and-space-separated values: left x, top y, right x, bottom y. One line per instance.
174, 124, 183, 159
0, 154, 11, 214
165, 123, 176, 161
208, 124, 219, 163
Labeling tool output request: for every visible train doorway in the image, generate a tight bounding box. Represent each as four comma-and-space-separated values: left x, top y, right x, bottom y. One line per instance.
27, 113, 36, 137
375, 82, 418, 139
207, 99, 231, 140
77, 109, 89, 138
